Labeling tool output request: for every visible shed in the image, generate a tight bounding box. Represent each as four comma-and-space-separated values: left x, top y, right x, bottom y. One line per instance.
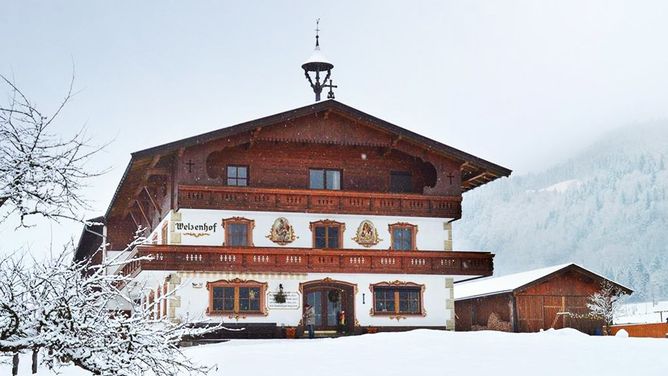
454, 263, 632, 334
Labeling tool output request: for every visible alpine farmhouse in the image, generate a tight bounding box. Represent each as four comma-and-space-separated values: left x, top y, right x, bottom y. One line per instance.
75, 98, 511, 338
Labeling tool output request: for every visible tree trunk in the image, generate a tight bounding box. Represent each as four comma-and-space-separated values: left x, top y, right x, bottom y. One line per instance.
32, 348, 38, 374
12, 353, 19, 376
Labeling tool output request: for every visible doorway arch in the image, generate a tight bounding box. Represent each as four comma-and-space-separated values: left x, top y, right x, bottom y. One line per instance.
300, 278, 356, 333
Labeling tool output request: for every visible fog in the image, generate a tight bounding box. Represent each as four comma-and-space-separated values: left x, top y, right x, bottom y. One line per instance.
2, 0, 668, 253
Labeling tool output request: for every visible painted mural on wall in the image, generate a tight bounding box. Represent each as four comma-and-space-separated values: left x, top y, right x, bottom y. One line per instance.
266, 217, 297, 245
352, 220, 382, 247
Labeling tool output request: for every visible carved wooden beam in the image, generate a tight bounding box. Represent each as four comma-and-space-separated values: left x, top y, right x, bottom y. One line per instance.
383, 135, 403, 156
149, 155, 161, 169
461, 162, 477, 173
146, 167, 171, 177
134, 199, 151, 229
143, 186, 161, 214
462, 171, 491, 186
248, 127, 263, 149
128, 210, 140, 228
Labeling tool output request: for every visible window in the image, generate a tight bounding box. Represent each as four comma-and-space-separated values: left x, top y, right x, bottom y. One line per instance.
310, 220, 345, 249
309, 169, 341, 190
222, 217, 254, 247
390, 171, 412, 193
227, 165, 248, 186
207, 279, 267, 315
370, 282, 425, 316
389, 223, 417, 250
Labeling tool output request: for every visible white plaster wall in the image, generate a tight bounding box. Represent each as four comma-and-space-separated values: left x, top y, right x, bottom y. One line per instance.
169, 208, 451, 251
143, 271, 455, 328
145, 214, 170, 244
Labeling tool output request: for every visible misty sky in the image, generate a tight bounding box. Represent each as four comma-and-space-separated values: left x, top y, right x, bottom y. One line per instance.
2, 0, 668, 253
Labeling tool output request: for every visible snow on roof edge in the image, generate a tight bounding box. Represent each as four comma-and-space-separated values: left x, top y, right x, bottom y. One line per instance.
454, 263, 568, 300
454, 262, 633, 301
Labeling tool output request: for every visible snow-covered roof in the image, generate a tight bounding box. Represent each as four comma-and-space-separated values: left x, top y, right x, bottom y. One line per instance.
454, 263, 632, 300
302, 46, 333, 68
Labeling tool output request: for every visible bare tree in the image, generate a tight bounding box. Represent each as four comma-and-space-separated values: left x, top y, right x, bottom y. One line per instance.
0, 76, 221, 374
0, 73, 103, 227
1, 239, 218, 375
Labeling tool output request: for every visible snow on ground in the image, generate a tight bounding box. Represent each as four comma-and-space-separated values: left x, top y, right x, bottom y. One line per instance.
3, 329, 668, 376
616, 300, 668, 324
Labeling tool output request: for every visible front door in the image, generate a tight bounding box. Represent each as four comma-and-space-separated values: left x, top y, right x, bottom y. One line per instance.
305, 289, 344, 330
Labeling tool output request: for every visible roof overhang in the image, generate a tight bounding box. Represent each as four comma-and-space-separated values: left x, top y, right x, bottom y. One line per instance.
105, 100, 512, 219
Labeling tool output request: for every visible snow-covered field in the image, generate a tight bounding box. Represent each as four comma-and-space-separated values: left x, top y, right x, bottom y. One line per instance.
3, 329, 668, 376
617, 301, 668, 324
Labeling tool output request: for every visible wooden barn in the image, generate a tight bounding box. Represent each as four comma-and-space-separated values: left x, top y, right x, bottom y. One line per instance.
454, 263, 632, 334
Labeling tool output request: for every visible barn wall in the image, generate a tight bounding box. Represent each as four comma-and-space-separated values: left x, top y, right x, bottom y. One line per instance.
455, 293, 513, 332
455, 299, 473, 331
515, 270, 604, 334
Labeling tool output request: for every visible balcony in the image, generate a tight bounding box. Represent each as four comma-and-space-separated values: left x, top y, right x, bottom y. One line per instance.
123, 245, 493, 277
177, 185, 462, 218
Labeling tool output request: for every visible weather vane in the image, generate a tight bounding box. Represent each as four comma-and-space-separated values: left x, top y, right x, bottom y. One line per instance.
302, 19, 337, 101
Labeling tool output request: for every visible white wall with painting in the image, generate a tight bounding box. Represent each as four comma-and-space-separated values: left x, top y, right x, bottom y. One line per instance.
161, 208, 451, 251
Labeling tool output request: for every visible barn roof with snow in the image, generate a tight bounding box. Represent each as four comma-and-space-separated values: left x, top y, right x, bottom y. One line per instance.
454, 263, 633, 301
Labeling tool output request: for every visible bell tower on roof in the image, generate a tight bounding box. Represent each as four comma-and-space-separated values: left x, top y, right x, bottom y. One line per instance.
302, 19, 337, 101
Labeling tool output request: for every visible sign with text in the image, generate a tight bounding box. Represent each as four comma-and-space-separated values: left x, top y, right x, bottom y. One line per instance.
266, 291, 301, 310
173, 221, 218, 238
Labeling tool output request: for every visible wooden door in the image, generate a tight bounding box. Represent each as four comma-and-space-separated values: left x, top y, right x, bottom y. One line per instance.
305, 289, 345, 330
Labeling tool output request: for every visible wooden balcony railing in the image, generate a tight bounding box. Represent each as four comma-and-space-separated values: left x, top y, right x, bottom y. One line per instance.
177, 185, 462, 218
123, 245, 493, 277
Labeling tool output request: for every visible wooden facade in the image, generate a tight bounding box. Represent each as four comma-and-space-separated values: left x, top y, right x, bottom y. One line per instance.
81, 100, 510, 256
455, 264, 632, 334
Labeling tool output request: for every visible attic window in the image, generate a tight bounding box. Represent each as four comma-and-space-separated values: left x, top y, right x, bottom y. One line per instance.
227, 165, 248, 186
309, 169, 341, 190
390, 171, 412, 193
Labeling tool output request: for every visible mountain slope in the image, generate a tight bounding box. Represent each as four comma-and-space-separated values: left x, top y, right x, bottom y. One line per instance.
454, 122, 668, 301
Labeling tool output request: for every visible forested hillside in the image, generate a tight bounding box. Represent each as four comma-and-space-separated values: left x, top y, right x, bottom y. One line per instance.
454, 122, 668, 301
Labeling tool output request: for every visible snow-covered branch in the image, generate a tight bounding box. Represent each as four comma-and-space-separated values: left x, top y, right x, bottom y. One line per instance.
587, 280, 627, 331
0, 73, 105, 227
0, 243, 219, 375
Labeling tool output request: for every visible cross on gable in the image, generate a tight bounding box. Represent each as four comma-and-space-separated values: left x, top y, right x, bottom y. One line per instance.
447, 173, 455, 185
185, 160, 195, 173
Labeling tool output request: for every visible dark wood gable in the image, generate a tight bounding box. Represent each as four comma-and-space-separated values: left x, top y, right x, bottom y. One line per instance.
102, 100, 511, 249
177, 111, 445, 193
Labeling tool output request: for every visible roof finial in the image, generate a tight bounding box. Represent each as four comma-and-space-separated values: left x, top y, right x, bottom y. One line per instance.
302, 19, 336, 102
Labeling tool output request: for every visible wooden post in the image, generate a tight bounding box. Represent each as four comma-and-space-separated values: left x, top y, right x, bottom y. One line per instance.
12, 353, 19, 376
32, 347, 38, 374
510, 294, 519, 332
